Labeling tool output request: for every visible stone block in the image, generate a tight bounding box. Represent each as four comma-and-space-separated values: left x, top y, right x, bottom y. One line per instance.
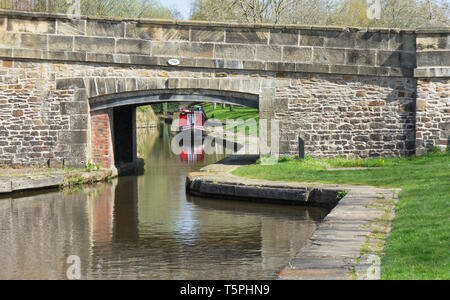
191, 27, 225, 42
270, 29, 299, 45
417, 34, 449, 51
74, 36, 115, 53
58, 130, 88, 145
11, 176, 63, 192
7, 18, 55, 34
179, 42, 214, 58
300, 30, 325, 46
314, 48, 345, 64
151, 41, 180, 56
417, 51, 450, 67
129, 55, 159, 65
12, 49, 41, 59
330, 65, 359, 75
0, 32, 20, 47
283, 47, 312, 63
56, 78, 86, 90
225, 28, 269, 44
295, 63, 330, 73
43, 50, 86, 61
20, 33, 47, 49
70, 115, 89, 130
355, 31, 389, 49
61, 102, 89, 115
243, 60, 265, 70
266, 62, 296, 72
116, 39, 151, 55
389, 33, 416, 51
346, 49, 376, 66
325, 31, 355, 48
0, 178, 12, 193
214, 44, 256, 60
256, 45, 282, 61
70, 144, 87, 158
56, 19, 86, 35
127, 23, 189, 41
86, 20, 124, 37
48, 35, 74, 51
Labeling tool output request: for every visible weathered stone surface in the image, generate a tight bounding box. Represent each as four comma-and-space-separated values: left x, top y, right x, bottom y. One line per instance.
74, 36, 115, 53
355, 31, 389, 49
256, 45, 282, 61
56, 19, 86, 35
0, 178, 12, 193
191, 27, 225, 42
179, 43, 214, 58
314, 48, 345, 64
7, 18, 55, 34
325, 31, 355, 48
48, 35, 73, 51
116, 39, 151, 55
86, 20, 124, 37
417, 50, 450, 67
270, 29, 299, 45
300, 30, 325, 46
56, 78, 86, 90
346, 49, 376, 66
11, 176, 63, 191
0, 32, 20, 47
283, 47, 312, 63
21, 33, 47, 49
215, 44, 256, 60
226, 28, 269, 44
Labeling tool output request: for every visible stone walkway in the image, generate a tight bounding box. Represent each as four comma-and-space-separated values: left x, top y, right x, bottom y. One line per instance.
186, 155, 400, 280
0, 168, 117, 194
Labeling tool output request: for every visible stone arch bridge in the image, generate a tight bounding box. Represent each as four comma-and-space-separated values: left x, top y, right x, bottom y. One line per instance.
0, 10, 448, 169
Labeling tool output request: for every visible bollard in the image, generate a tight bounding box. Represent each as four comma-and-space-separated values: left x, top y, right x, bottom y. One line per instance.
299, 137, 305, 160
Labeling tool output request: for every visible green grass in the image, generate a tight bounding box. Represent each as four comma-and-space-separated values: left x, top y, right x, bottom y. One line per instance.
202, 103, 259, 136
233, 151, 450, 280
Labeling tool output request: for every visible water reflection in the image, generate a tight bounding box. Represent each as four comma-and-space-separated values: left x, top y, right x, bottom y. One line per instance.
0, 124, 329, 280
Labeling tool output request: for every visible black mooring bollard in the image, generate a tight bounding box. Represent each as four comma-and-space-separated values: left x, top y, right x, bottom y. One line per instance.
299, 137, 305, 160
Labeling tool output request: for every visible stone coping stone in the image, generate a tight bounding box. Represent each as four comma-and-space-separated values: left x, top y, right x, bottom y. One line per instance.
186, 155, 400, 280
0, 9, 426, 33
0, 168, 118, 194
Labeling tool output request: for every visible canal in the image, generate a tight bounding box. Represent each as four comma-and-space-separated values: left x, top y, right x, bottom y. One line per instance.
0, 124, 329, 280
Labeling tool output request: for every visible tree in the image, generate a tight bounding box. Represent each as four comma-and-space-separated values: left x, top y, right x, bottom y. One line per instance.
190, 0, 449, 28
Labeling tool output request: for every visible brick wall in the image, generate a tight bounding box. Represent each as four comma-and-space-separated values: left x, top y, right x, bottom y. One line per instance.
90, 109, 114, 169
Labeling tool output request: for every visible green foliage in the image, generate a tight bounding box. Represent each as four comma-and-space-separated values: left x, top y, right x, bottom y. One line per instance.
190, 0, 449, 29
26, 0, 175, 19
336, 190, 348, 201
85, 162, 100, 172
202, 103, 260, 136
233, 150, 450, 279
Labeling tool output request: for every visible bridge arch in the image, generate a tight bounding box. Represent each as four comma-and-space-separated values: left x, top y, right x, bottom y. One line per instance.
89, 89, 260, 111
87, 84, 263, 171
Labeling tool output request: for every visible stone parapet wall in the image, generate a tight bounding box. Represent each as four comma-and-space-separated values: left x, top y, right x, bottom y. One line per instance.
0, 9, 417, 77
274, 74, 416, 158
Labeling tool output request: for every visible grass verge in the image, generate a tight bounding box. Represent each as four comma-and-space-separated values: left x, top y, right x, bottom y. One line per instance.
202, 103, 259, 136
232, 151, 450, 280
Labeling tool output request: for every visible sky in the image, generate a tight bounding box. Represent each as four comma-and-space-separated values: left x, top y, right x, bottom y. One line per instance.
162, 0, 196, 20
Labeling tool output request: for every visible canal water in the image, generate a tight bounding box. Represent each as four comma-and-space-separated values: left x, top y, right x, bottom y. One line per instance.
0, 124, 329, 280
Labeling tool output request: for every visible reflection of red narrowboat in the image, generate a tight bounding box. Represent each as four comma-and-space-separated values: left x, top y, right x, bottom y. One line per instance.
178, 106, 208, 133
180, 144, 205, 163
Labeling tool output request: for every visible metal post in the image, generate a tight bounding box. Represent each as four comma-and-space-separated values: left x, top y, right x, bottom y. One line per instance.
298, 137, 305, 160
